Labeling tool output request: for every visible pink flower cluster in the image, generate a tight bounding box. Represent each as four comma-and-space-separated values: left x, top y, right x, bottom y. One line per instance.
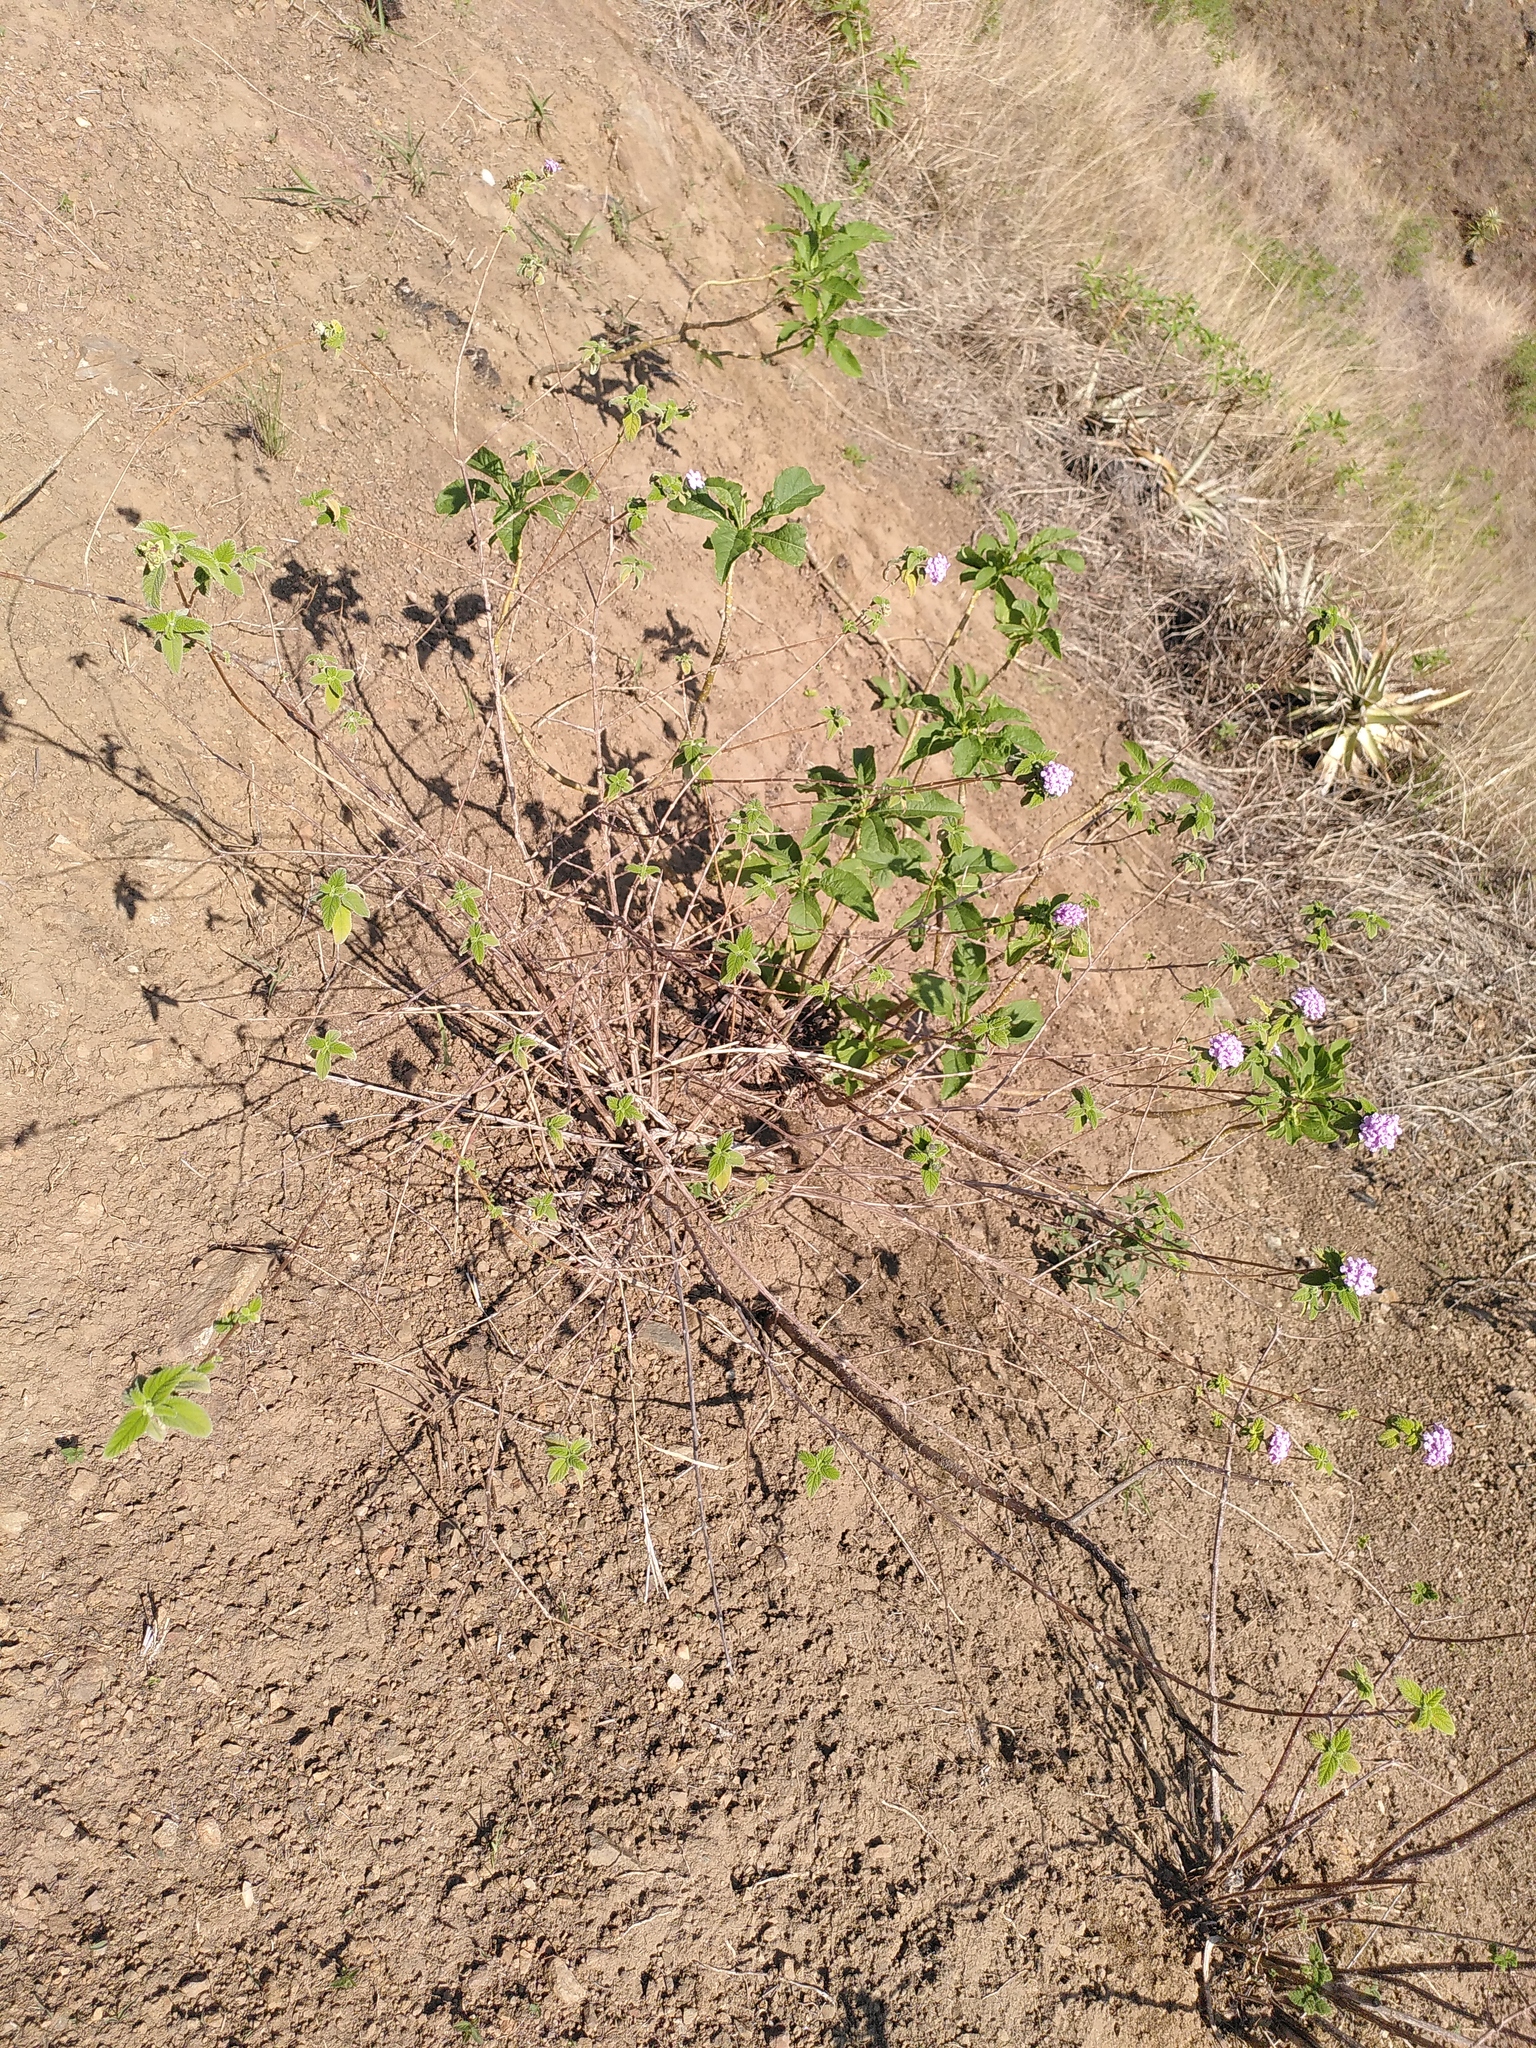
1209, 1031, 1245, 1071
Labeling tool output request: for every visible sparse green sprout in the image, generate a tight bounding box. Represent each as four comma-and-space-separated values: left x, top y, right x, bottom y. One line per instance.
1340, 1659, 1377, 1706
1286, 1940, 1335, 2019
1308, 1725, 1360, 1789
1041, 1190, 1189, 1305
604, 768, 635, 801
315, 319, 346, 353
1379, 1413, 1424, 1451
241, 374, 289, 459
316, 868, 367, 943
1410, 1579, 1440, 1607
104, 1360, 216, 1461
797, 1445, 840, 1499
673, 736, 718, 783
1397, 1675, 1455, 1737
701, 1129, 747, 1197
620, 384, 690, 443
301, 487, 353, 533
214, 1296, 262, 1337
545, 1113, 572, 1150
142, 609, 210, 673
1491, 1944, 1520, 1973
310, 656, 354, 713
606, 1092, 644, 1130
307, 1029, 354, 1079
330, 1964, 361, 1991
545, 1436, 590, 1486
527, 1190, 558, 1225
903, 1124, 949, 1195
617, 556, 652, 588
380, 123, 432, 196
57, 1439, 87, 1465
449, 880, 500, 965
436, 444, 596, 566
1067, 1085, 1101, 1132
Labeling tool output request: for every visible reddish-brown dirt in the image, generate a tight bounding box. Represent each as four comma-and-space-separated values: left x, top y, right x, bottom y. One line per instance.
4, 4, 1536, 2047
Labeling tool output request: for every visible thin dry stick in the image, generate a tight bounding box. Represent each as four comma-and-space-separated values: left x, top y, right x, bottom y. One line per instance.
1207, 1431, 1235, 1850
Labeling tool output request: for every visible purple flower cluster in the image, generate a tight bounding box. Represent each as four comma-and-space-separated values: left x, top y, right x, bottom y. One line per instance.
1422, 1422, 1454, 1470
925, 553, 950, 586
1292, 985, 1327, 1024
1052, 901, 1088, 930
1340, 1255, 1376, 1298
684, 469, 706, 492
1040, 760, 1074, 799
1358, 1110, 1402, 1154
542, 157, 561, 177
1209, 1030, 1245, 1071
1266, 1425, 1292, 1466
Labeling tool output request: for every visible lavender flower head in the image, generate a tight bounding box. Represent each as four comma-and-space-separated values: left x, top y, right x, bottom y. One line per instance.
1040, 760, 1074, 799
1266, 1425, 1292, 1466
1209, 1030, 1245, 1071
1293, 985, 1327, 1024
1359, 1110, 1403, 1154
1052, 901, 1088, 930
684, 469, 706, 492
542, 157, 561, 177
1340, 1255, 1377, 1298
924, 553, 950, 586
1422, 1421, 1454, 1470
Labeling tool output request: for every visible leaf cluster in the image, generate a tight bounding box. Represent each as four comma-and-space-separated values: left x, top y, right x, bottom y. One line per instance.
770, 184, 889, 378
436, 444, 596, 565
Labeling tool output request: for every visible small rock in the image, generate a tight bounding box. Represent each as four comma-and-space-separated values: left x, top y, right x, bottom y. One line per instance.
153, 1819, 180, 1849
241, 1880, 256, 1909
1506, 1389, 1536, 1419
67, 1468, 99, 1504
585, 1835, 621, 1869
666, 1672, 685, 1692
65, 1674, 102, 1707
550, 1958, 587, 2009
196, 1818, 222, 1848
76, 1194, 104, 1222
637, 1320, 686, 1357
0, 1510, 27, 1540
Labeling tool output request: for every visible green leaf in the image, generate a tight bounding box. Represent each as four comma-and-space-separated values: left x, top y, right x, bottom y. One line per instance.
307, 1029, 354, 1079
156, 1395, 213, 1439
546, 1436, 590, 1486
316, 868, 368, 943
764, 466, 825, 516
755, 521, 809, 567
797, 1445, 840, 1498
103, 1408, 149, 1460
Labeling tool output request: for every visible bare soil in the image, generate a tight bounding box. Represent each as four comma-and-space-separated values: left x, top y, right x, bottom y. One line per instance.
3, 5, 1536, 2047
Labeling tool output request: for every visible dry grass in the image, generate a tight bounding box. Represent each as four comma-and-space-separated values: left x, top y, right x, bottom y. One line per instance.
641, 0, 1536, 1140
